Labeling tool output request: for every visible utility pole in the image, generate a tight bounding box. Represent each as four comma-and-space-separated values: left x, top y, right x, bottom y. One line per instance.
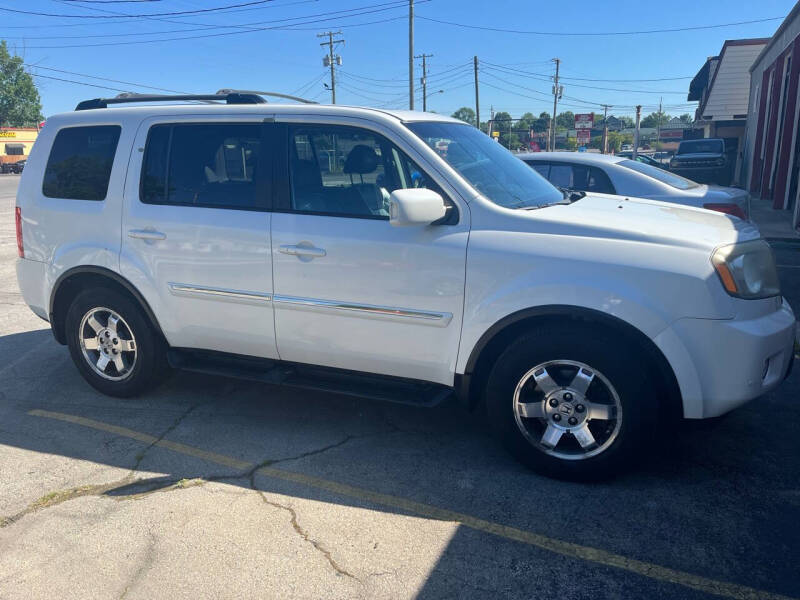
318, 31, 343, 104
657, 96, 662, 149
415, 53, 433, 111
633, 104, 642, 160
549, 58, 562, 152
408, 0, 414, 110
601, 104, 610, 154
473, 56, 480, 131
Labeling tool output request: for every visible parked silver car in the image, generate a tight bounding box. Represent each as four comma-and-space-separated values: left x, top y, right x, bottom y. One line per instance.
518, 152, 749, 219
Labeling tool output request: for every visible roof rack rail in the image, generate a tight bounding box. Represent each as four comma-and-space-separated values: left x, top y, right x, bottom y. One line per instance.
215, 89, 318, 105
75, 92, 266, 111
75, 89, 317, 111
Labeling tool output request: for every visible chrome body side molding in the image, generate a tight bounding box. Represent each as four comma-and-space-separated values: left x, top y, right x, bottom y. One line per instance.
168, 283, 272, 305
273, 294, 453, 327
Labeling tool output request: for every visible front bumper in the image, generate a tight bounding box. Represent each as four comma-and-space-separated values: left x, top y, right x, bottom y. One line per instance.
655, 298, 796, 418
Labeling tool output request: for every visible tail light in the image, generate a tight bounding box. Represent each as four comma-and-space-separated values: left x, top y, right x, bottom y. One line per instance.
703, 203, 746, 220
15, 206, 24, 258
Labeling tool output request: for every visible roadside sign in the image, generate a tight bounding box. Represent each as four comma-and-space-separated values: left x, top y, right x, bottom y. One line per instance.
576, 129, 591, 146
574, 113, 594, 130
491, 131, 500, 138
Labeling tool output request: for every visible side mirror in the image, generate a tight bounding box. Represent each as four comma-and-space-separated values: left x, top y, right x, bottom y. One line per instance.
389, 188, 447, 227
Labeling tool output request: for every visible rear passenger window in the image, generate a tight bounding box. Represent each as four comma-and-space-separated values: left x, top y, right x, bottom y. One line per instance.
587, 167, 615, 194
141, 123, 264, 210
43, 125, 121, 200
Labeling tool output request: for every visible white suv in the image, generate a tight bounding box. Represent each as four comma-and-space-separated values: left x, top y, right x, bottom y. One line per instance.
15, 92, 796, 480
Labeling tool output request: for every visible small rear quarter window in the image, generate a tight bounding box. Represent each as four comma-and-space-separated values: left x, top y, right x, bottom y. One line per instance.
42, 125, 121, 200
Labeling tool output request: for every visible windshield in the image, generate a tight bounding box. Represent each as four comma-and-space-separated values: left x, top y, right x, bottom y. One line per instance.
678, 139, 723, 154
619, 159, 699, 190
406, 122, 563, 209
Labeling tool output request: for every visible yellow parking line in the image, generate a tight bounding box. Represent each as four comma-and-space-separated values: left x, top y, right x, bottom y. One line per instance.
28, 408, 796, 600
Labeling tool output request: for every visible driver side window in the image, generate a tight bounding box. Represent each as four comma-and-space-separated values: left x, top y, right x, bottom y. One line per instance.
288, 125, 438, 219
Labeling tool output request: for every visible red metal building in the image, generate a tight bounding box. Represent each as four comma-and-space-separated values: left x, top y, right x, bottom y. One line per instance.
743, 3, 800, 232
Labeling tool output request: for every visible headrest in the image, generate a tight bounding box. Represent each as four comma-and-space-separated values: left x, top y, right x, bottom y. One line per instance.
343, 144, 379, 175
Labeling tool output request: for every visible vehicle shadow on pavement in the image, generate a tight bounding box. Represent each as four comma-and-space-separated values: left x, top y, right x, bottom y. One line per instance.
1, 330, 799, 599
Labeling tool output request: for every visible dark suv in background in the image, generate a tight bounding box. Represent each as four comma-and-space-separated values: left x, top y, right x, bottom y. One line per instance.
669, 138, 733, 185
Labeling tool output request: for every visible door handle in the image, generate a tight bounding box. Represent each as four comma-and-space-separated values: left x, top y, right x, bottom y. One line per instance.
128, 229, 166, 241
279, 244, 326, 258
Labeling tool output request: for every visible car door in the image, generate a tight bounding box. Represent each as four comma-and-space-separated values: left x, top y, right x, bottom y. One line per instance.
121, 116, 278, 360
270, 119, 469, 386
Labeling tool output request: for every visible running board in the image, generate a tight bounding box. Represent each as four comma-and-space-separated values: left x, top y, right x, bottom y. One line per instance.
167, 348, 452, 407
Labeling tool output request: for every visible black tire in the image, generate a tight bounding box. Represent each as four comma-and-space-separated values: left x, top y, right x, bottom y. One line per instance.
65, 286, 169, 397
485, 322, 658, 481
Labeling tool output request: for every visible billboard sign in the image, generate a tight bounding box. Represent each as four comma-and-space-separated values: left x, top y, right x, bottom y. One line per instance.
576, 129, 591, 145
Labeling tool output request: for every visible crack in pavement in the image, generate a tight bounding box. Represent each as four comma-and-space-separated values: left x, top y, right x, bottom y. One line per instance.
0, 404, 206, 529
248, 462, 358, 581
119, 527, 157, 599
131, 402, 204, 471
0, 477, 206, 529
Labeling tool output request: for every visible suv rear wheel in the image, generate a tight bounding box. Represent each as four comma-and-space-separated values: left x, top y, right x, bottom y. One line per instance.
65, 287, 169, 397
485, 323, 658, 480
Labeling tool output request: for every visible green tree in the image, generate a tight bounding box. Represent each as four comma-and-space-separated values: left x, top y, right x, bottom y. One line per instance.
607, 131, 634, 153
500, 132, 522, 150
532, 111, 550, 132
565, 137, 578, 151
640, 111, 671, 129
493, 111, 512, 134
555, 110, 575, 130
451, 106, 476, 126
516, 112, 536, 132
678, 113, 694, 124
0, 41, 42, 126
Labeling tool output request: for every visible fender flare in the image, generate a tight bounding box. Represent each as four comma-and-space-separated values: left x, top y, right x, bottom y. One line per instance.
49, 265, 165, 345
455, 304, 682, 417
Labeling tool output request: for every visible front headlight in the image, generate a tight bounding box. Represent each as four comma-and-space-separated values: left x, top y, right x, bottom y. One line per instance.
711, 240, 781, 299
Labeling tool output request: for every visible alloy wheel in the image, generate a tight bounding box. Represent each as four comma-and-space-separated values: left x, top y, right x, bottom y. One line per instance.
512, 360, 622, 460
78, 306, 138, 381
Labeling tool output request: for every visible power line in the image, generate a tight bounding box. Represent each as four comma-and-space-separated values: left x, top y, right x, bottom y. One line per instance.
32, 73, 138, 93
484, 62, 694, 82
416, 14, 785, 36
26, 64, 189, 93
482, 63, 688, 94
3, 1, 408, 38
15, 4, 416, 48
2, 0, 319, 28
0, 0, 279, 18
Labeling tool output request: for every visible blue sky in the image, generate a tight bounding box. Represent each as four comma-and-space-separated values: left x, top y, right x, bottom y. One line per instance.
3, 0, 796, 120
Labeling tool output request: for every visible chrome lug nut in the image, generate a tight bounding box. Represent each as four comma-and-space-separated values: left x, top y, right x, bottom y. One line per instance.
568, 416, 578, 426
549, 398, 559, 408
575, 404, 585, 413
563, 392, 573, 401
552, 413, 562, 422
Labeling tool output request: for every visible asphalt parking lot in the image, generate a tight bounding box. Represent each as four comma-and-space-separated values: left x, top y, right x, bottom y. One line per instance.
1, 173, 798, 600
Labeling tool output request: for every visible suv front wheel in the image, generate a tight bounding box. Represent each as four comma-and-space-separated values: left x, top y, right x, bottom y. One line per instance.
485, 323, 658, 480
65, 287, 169, 397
